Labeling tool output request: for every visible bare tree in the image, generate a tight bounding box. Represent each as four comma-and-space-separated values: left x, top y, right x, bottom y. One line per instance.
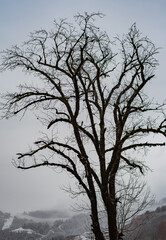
0, 13, 166, 240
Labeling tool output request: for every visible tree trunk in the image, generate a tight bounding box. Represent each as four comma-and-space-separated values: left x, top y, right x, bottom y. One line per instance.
106, 199, 119, 240
106, 174, 119, 240
90, 197, 106, 240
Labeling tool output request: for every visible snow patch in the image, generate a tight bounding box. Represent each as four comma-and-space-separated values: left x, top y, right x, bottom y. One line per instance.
12, 227, 34, 234
2, 216, 14, 230
79, 232, 92, 240
80, 236, 87, 240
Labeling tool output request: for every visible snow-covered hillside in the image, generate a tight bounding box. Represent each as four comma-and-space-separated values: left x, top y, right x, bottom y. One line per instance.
2, 215, 14, 230
0, 210, 91, 240
1, 199, 166, 240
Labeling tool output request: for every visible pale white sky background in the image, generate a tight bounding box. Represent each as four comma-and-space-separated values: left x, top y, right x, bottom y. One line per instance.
0, 0, 166, 214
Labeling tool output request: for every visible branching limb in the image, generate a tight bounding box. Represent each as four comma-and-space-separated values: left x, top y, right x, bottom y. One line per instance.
18, 161, 90, 197
121, 155, 144, 174
122, 142, 165, 152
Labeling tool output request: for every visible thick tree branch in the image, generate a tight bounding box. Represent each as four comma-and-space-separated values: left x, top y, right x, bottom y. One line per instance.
18, 161, 90, 197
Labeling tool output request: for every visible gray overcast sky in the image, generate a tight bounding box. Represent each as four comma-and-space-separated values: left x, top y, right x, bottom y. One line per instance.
0, 0, 166, 214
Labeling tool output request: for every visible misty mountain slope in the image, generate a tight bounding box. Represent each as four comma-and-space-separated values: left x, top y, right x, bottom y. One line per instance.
125, 205, 166, 240
26, 210, 69, 220
59, 214, 90, 235
0, 210, 91, 240
2, 201, 166, 240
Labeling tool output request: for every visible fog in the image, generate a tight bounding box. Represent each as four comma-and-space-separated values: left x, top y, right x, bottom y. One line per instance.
0, 0, 166, 213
